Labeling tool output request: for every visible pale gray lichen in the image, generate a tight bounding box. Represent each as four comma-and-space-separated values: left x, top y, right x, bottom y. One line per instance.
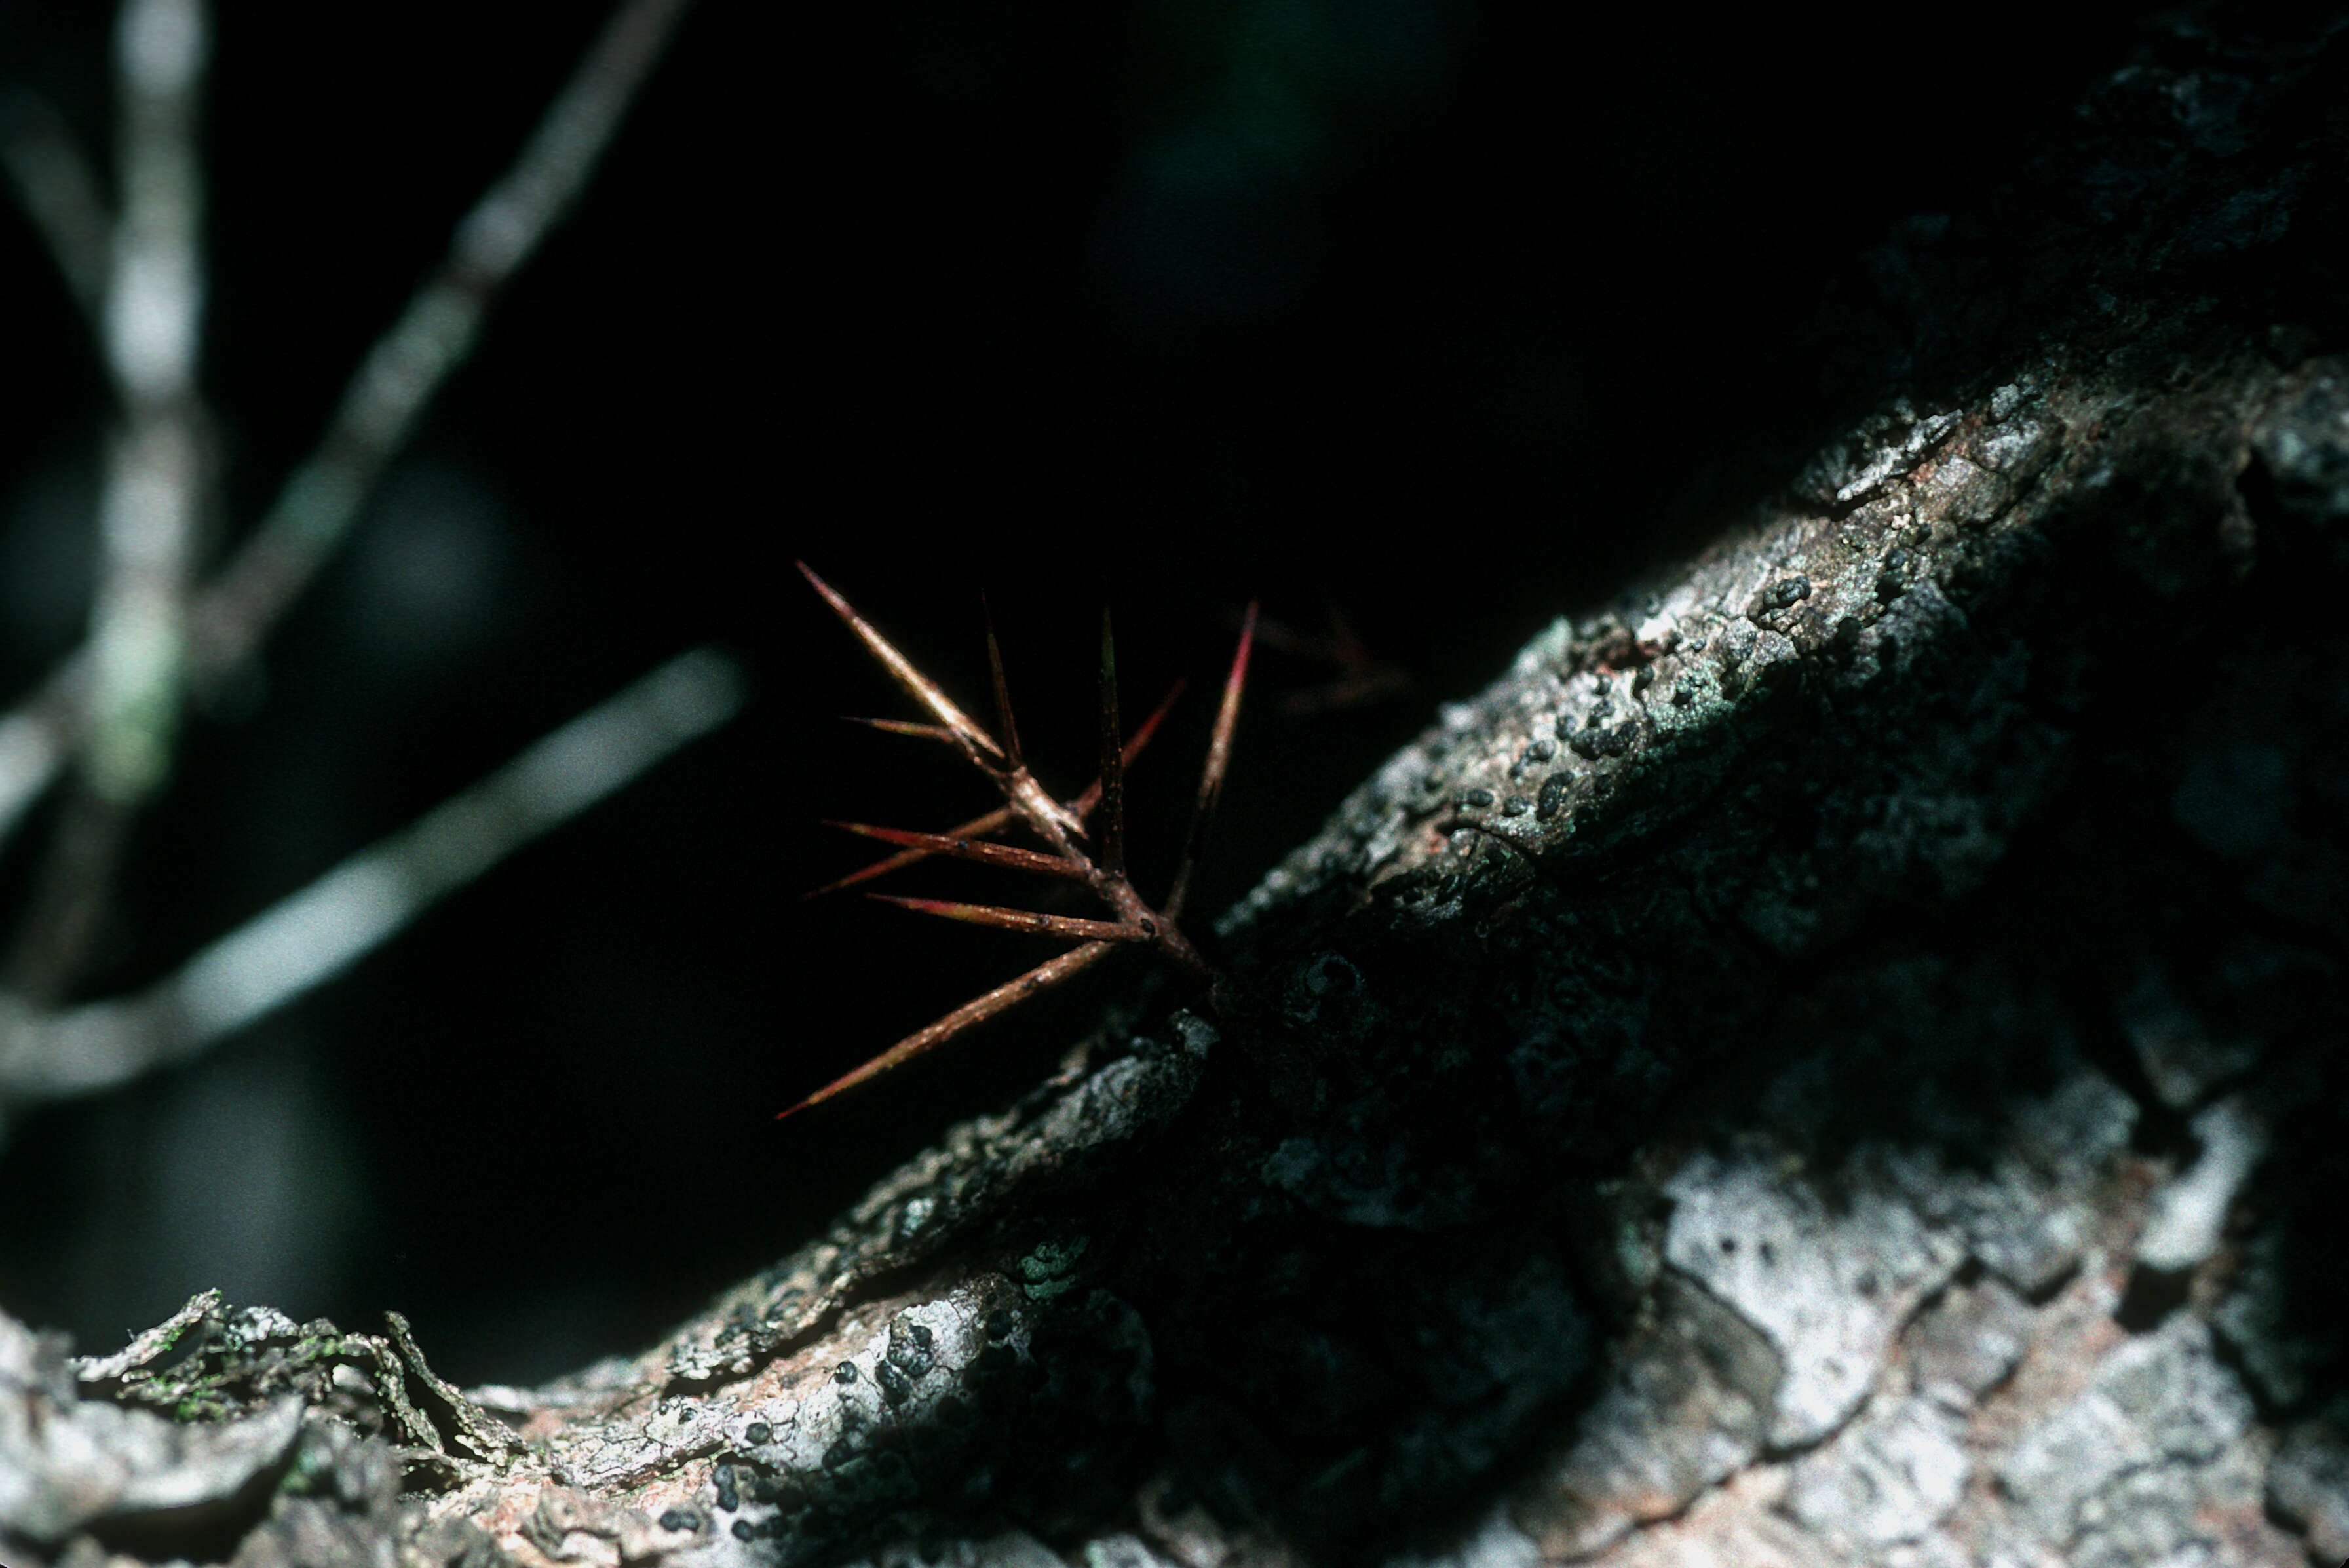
1783, 1391, 1970, 1552
1996, 1317, 2255, 1550
1662, 1151, 1965, 1447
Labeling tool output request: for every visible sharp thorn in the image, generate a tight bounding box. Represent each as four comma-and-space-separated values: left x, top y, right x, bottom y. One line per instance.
841, 716, 957, 742
776, 941, 1120, 1118
982, 590, 1023, 771
866, 894, 1148, 944
1167, 600, 1255, 919
798, 562, 1005, 764
1098, 607, 1125, 879
801, 803, 1018, 897
822, 821, 1090, 879
1069, 679, 1183, 817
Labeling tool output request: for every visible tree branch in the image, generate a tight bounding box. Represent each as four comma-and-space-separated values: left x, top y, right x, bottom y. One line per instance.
8, 11, 2349, 1568
0, 0, 697, 850
0, 648, 742, 1127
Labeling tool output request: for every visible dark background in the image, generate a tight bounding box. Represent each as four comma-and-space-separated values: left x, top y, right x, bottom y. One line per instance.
0, 0, 2153, 1385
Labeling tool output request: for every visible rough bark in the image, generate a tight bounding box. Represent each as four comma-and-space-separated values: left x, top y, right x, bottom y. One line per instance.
9, 9, 2349, 1568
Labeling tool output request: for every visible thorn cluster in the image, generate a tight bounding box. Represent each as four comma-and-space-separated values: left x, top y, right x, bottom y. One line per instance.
785, 564, 1255, 1118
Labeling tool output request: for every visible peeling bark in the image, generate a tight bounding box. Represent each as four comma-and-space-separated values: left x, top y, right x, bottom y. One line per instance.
9, 9, 2349, 1568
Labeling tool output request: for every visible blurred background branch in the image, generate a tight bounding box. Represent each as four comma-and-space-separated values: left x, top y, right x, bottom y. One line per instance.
0, 88, 108, 323
0, 0, 739, 1371
0, 646, 741, 1130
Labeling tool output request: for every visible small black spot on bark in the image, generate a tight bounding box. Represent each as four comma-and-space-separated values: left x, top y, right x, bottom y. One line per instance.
1536, 774, 1571, 821
2116, 1264, 2192, 1332
734, 1520, 755, 1542
744, 1421, 771, 1445
833, 1361, 858, 1385
1461, 788, 1494, 809
660, 1510, 698, 1533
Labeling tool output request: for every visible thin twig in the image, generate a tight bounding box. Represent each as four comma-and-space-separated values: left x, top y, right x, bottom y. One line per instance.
0, 648, 744, 1119
0, 0, 698, 849
0, 90, 112, 322
191, 0, 697, 675
9, 0, 216, 1012
0, 788, 136, 1008
86, 0, 210, 805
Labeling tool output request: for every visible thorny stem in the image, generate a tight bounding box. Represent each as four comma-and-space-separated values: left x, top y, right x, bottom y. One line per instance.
784, 571, 1250, 1117
88, 0, 210, 807
803, 681, 1184, 900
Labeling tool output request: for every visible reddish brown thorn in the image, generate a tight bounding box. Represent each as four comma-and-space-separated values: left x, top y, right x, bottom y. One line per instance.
1098, 608, 1125, 879
798, 562, 1004, 764
807, 681, 1187, 902
982, 591, 1024, 771
1167, 601, 1255, 919
823, 821, 1089, 880
776, 940, 1118, 1118
803, 803, 1018, 899
1070, 679, 1184, 816
842, 716, 957, 742
867, 894, 1149, 945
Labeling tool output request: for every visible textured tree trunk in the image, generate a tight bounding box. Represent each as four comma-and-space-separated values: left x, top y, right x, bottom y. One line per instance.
9, 10, 2349, 1568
